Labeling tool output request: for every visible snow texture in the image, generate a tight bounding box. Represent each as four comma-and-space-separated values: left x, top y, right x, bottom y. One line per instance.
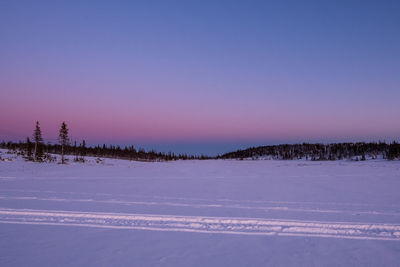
1, 149, 400, 266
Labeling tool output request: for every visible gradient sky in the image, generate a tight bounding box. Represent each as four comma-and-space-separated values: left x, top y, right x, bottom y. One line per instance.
1, 1, 399, 155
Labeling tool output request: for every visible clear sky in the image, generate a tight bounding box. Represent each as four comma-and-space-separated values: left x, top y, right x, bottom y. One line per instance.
1, 1, 399, 155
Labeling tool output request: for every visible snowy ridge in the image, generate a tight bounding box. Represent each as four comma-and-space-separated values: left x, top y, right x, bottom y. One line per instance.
1, 208, 400, 241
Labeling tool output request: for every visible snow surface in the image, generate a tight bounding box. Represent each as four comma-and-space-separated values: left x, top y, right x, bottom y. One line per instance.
1, 149, 400, 266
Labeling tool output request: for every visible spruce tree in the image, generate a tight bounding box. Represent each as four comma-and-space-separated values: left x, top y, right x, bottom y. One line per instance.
26, 137, 33, 160
33, 121, 43, 161
80, 140, 86, 161
58, 122, 69, 164
73, 141, 78, 161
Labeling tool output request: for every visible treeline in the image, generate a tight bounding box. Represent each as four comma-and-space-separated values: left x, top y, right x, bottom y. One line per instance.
0, 141, 209, 162
2, 121, 399, 162
0, 121, 209, 163
219, 142, 400, 161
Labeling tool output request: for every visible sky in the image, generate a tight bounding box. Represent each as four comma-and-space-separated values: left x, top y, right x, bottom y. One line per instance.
0, 0, 399, 155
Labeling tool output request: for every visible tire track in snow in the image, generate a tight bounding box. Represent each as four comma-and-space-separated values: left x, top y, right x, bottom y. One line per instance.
1, 208, 400, 241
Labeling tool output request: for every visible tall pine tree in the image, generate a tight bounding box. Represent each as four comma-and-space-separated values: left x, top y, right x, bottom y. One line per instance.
33, 121, 43, 161
58, 122, 69, 164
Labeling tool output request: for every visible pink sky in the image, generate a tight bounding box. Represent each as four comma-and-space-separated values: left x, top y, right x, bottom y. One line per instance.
1, 1, 399, 154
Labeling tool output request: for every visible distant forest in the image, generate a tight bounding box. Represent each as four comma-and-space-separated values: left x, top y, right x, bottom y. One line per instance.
0, 121, 210, 162
0, 121, 399, 162
1, 140, 400, 162
0, 141, 212, 162
218, 142, 400, 161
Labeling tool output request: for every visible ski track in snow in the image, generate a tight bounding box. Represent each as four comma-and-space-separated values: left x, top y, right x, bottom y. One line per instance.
0, 208, 399, 241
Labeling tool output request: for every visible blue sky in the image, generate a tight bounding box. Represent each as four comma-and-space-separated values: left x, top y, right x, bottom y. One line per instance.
1, 0, 399, 155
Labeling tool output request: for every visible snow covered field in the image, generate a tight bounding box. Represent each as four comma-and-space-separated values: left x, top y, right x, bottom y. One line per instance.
1, 149, 400, 266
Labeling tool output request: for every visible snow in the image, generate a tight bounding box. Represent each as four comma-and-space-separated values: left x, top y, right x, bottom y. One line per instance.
1, 149, 400, 266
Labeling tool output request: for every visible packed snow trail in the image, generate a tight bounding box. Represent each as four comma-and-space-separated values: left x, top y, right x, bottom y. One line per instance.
1, 208, 400, 241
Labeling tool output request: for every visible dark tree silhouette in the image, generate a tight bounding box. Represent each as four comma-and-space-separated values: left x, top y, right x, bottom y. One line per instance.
26, 137, 33, 160
33, 121, 43, 161
58, 122, 69, 164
